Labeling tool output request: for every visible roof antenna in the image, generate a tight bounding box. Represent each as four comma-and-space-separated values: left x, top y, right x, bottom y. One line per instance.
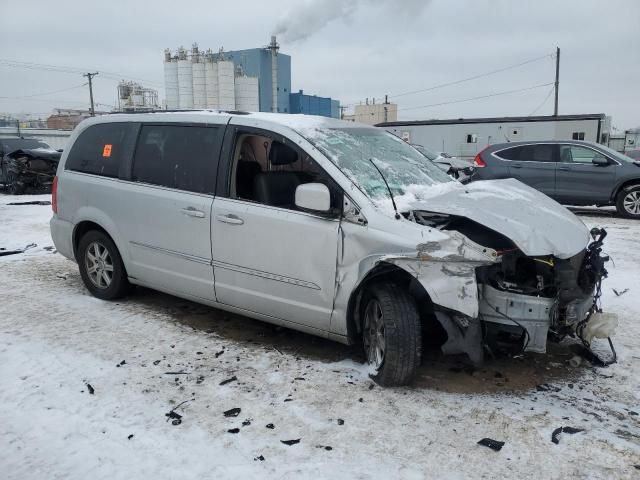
369, 158, 401, 220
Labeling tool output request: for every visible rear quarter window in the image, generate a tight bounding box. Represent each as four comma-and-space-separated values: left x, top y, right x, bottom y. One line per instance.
65, 123, 138, 177
495, 146, 523, 160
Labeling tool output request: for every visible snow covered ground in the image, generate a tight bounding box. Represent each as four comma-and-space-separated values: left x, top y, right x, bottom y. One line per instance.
1, 193, 639, 479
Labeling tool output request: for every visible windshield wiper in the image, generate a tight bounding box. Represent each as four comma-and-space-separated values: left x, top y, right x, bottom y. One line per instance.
369, 158, 401, 220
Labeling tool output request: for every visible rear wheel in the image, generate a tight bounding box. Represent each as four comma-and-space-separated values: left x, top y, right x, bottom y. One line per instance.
78, 230, 130, 300
616, 185, 640, 219
362, 282, 422, 386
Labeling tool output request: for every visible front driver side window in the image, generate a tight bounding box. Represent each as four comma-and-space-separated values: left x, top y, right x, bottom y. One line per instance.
560, 145, 607, 164
230, 132, 342, 213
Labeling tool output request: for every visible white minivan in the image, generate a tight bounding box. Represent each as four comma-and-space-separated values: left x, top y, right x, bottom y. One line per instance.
50, 111, 613, 385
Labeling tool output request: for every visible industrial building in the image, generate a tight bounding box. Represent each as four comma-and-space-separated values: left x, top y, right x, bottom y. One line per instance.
289, 90, 340, 118
378, 113, 611, 159
344, 99, 398, 125
162, 36, 340, 118
116, 81, 159, 112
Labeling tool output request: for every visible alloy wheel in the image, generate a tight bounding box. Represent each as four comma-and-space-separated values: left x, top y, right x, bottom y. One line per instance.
363, 298, 386, 369
623, 191, 640, 216
85, 241, 114, 289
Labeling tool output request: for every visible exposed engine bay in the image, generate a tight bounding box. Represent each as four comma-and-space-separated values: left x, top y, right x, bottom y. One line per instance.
1, 148, 60, 194
408, 210, 615, 363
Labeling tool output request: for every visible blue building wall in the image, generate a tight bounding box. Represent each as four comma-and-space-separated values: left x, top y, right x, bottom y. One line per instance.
289, 90, 340, 118
224, 48, 291, 113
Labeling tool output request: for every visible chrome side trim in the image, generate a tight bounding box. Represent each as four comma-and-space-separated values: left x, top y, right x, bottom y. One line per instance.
212, 260, 321, 290
130, 241, 211, 265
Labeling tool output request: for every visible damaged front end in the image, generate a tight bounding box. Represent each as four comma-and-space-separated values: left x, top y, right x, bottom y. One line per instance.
392, 210, 615, 364
2, 148, 60, 194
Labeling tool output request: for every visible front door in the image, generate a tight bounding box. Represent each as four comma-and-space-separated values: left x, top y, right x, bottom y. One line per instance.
555, 144, 617, 205
211, 128, 340, 331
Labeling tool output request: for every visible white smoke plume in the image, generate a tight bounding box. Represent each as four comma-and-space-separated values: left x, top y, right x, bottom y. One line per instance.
273, 0, 431, 43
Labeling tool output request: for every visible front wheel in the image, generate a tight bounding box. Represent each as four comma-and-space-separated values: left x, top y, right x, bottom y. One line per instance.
77, 230, 130, 300
7, 172, 24, 195
616, 185, 640, 219
362, 283, 422, 386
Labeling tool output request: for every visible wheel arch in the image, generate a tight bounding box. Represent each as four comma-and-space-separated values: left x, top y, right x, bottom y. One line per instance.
345, 261, 434, 344
611, 177, 640, 202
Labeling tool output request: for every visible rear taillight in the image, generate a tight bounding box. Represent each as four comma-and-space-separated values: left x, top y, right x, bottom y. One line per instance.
473, 153, 486, 167
52, 176, 58, 214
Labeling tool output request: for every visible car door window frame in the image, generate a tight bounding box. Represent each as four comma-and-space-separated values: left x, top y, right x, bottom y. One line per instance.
559, 143, 618, 166
492, 143, 558, 163
216, 125, 344, 217
128, 121, 225, 195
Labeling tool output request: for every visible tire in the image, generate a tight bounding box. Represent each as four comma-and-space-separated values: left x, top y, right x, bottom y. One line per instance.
615, 184, 640, 219
7, 172, 24, 195
361, 282, 422, 386
77, 230, 130, 300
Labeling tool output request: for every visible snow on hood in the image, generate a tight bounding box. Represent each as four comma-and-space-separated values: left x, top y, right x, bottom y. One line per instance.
378, 179, 590, 259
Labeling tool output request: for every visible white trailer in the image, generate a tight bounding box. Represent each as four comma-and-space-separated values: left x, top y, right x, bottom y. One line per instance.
378, 114, 611, 160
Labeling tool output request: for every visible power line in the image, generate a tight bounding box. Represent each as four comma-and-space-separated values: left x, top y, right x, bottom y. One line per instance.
528, 85, 555, 116
0, 83, 88, 99
397, 82, 555, 112
342, 51, 555, 108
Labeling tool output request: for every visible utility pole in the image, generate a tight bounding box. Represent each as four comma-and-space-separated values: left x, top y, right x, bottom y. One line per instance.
383, 94, 389, 123
339, 105, 347, 120
554, 47, 560, 116
83, 72, 99, 116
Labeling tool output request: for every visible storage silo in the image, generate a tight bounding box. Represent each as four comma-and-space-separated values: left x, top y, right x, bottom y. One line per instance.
177, 47, 193, 109
204, 51, 218, 109
217, 59, 236, 110
235, 73, 259, 112
191, 44, 206, 109
163, 49, 179, 109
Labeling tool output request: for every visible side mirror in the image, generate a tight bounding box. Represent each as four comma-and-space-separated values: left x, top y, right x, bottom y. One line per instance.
295, 183, 331, 213
592, 155, 608, 166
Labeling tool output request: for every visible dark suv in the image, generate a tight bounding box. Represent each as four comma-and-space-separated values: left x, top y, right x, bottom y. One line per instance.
470, 140, 640, 218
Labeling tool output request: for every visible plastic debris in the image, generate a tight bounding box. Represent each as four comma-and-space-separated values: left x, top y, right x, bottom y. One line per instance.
477, 438, 505, 451
227, 428, 240, 434
551, 426, 584, 444
223, 407, 241, 417
86, 383, 95, 395
266, 423, 275, 429
219, 376, 237, 386
281, 439, 300, 446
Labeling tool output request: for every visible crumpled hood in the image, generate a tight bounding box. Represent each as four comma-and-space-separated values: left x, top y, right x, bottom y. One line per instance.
6, 148, 61, 162
400, 178, 590, 259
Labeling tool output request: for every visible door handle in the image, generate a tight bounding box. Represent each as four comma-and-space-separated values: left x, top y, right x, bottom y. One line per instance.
216, 214, 244, 225
511, 163, 522, 169
181, 207, 205, 218
557, 166, 570, 171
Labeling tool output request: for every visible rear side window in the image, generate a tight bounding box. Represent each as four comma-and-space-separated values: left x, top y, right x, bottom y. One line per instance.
132, 125, 222, 194
66, 123, 137, 177
497, 145, 554, 162
495, 146, 522, 160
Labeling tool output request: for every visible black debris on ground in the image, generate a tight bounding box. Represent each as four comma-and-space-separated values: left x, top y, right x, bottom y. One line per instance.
477, 438, 505, 451
127, 434, 134, 440
86, 383, 95, 395
7, 201, 51, 206
219, 376, 237, 386
43, 246, 55, 251
358, 398, 363, 403
116, 360, 126, 367
316, 445, 333, 451
196, 376, 205, 384
536, 384, 561, 393
266, 423, 275, 429
337, 419, 344, 425
227, 428, 240, 434
633, 465, 640, 470
0, 243, 36, 257
294, 377, 305, 381
224, 407, 241, 418
215, 350, 225, 358
165, 410, 182, 426
284, 398, 293, 402
629, 411, 638, 416
613, 288, 629, 297
551, 426, 585, 444
368, 384, 375, 390
242, 419, 252, 427
153, 360, 161, 365
254, 455, 265, 461
196, 351, 203, 355
281, 439, 300, 446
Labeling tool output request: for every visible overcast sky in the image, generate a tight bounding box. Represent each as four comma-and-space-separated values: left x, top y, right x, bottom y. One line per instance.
1, 0, 638, 130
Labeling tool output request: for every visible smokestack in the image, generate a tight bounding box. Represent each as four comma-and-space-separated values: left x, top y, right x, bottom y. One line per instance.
268, 35, 279, 113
